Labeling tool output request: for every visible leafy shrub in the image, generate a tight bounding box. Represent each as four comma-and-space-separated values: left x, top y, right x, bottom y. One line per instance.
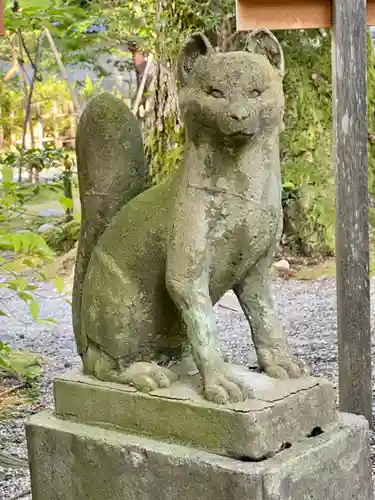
278, 29, 375, 256
0, 164, 64, 381
41, 218, 80, 254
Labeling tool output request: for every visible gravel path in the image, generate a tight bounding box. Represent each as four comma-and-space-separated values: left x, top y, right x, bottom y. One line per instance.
0, 277, 374, 499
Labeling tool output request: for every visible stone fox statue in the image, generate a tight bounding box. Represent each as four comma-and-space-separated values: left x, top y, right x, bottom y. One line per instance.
72, 28, 308, 406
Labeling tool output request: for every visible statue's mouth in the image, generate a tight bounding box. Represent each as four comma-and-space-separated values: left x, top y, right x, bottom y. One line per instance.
228, 131, 255, 140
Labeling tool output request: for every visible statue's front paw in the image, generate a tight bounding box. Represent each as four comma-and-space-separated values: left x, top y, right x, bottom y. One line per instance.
258, 348, 309, 379
122, 362, 178, 392
203, 368, 254, 405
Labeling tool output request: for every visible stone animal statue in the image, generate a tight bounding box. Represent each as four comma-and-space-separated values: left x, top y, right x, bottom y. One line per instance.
72, 28, 308, 405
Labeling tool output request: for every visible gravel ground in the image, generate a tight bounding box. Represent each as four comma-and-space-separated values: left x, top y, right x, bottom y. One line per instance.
0, 277, 374, 499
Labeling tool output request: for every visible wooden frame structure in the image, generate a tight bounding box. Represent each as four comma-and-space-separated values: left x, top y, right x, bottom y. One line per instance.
236, 0, 375, 30
0, 0, 4, 36
237, 0, 373, 427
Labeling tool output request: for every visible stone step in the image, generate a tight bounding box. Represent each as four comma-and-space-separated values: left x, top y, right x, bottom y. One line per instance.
26, 411, 372, 500
53, 365, 337, 460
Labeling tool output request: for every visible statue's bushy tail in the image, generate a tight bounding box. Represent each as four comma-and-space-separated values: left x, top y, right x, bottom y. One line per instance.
72, 93, 148, 356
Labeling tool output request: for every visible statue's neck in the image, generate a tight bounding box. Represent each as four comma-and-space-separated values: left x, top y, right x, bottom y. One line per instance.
182, 130, 281, 185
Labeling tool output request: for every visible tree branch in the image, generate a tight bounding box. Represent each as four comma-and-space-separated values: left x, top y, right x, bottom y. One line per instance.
22, 32, 44, 153
20, 32, 42, 81
132, 54, 154, 116
43, 27, 81, 116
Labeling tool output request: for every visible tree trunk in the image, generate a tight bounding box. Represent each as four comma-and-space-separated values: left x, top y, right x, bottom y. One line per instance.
144, 57, 182, 183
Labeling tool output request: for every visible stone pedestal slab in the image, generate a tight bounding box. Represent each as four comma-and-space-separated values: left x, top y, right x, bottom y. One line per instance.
53, 368, 337, 460
26, 411, 372, 500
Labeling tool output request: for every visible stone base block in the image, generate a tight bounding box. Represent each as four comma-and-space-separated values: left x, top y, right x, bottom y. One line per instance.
26, 411, 372, 500
53, 368, 337, 460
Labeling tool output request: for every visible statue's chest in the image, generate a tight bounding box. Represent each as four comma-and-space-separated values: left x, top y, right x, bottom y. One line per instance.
207, 189, 281, 288
208, 169, 281, 244
209, 198, 279, 253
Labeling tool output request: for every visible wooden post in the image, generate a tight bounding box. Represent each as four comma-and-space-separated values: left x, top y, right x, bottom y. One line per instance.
0, 0, 4, 37
332, 0, 372, 426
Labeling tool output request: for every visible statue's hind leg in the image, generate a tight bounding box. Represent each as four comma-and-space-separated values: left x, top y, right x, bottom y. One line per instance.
120, 362, 178, 391
83, 341, 177, 392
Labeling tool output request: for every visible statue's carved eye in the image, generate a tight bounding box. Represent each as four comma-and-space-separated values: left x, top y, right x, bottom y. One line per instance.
208, 87, 224, 99
250, 89, 261, 98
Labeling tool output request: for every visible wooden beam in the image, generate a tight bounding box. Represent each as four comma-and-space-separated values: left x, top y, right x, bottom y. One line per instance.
0, 0, 4, 37
332, 0, 372, 427
236, 0, 375, 30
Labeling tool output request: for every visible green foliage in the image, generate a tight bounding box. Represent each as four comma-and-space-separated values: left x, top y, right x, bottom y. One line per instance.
1, 0, 117, 89
276, 30, 335, 256
1, 144, 68, 172
41, 218, 80, 254
0, 79, 24, 143
101, 0, 233, 54
100, 0, 156, 52
0, 72, 72, 149
278, 30, 375, 256
0, 342, 43, 381
79, 74, 104, 101
0, 160, 69, 381
5, 0, 95, 50
0, 162, 54, 279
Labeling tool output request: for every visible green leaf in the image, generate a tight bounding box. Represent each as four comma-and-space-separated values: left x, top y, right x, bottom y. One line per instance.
22, 259, 36, 268
59, 196, 74, 210
282, 181, 296, 189
28, 297, 40, 320
36, 317, 57, 325
0, 354, 12, 373
18, 291, 33, 303
0, 347, 43, 380
7, 277, 29, 292
11, 233, 27, 253
53, 276, 65, 294
2, 165, 14, 184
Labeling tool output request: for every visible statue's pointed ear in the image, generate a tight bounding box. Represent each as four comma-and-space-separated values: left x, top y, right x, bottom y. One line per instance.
178, 33, 214, 86
245, 28, 285, 76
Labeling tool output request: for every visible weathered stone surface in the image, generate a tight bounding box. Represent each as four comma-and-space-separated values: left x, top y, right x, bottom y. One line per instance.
26, 412, 372, 500
54, 367, 337, 460
27, 411, 264, 500
262, 413, 373, 500
73, 28, 309, 406
72, 92, 148, 356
